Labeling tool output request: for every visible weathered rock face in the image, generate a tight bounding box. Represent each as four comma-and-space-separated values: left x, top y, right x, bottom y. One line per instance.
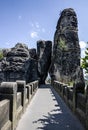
1, 43, 38, 83
50, 8, 84, 84
27, 48, 38, 82
1, 43, 30, 82
37, 40, 52, 84
29, 48, 37, 60
4, 43, 29, 71
0, 61, 4, 82
26, 59, 38, 83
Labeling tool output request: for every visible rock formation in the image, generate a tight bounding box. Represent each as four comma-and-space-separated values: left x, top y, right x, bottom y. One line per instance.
27, 48, 38, 83
1, 43, 38, 83
50, 8, 84, 84
0, 8, 85, 86
29, 48, 37, 60
26, 58, 38, 83
37, 40, 52, 84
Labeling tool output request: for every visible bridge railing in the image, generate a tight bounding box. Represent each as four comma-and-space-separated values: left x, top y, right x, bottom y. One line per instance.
53, 80, 88, 130
0, 80, 38, 130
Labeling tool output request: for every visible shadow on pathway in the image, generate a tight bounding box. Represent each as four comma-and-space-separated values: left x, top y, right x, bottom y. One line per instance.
33, 84, 84, 130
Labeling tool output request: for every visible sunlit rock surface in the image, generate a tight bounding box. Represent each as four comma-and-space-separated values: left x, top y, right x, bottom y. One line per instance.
50, 8, 84, 84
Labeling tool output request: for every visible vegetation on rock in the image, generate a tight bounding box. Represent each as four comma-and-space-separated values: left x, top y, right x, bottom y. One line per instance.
82, 42, 88, 73
59, 37, 67, 50
0, 49, 3, 59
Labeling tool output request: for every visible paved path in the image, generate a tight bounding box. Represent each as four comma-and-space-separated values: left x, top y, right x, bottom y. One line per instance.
16, 84, 84, 130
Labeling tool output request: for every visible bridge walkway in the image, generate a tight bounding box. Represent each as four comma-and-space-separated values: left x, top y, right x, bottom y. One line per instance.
16, 84, 84, 130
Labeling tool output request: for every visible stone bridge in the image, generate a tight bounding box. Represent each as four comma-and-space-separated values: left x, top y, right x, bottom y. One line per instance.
0, 8, 87, 130
0, 80, 87, 130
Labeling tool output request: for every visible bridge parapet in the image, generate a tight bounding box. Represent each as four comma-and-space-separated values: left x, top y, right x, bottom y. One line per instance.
53, 80, 88, 130
0, 80, 38, 130
0, 99, 11, 130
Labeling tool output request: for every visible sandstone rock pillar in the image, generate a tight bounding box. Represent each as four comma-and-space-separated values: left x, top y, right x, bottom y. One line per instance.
37, 40, 52, 84
50, 8, 84, 85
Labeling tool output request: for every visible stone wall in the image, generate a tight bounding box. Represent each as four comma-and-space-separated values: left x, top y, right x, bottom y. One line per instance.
0, 100, 11, 130
0, 80, 38, 130
53, 80, 88, 130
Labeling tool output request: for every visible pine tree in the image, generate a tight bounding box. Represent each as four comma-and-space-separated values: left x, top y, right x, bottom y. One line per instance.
82, 42, 88, 73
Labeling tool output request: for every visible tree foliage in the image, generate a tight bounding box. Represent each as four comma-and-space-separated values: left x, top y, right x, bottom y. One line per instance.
0, 49, 3, 59
59, 37, 67, 50
82, 42, 88, 73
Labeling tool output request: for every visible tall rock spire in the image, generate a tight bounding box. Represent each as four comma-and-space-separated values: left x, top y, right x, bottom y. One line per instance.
50, 8, 84, 84
37, 40, 52, 84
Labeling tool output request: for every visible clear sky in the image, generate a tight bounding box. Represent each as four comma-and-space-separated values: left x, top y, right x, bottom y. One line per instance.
0, 0, 88, 57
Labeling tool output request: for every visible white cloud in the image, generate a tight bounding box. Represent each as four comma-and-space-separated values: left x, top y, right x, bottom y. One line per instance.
30, 22, 40, 29
30, 31, 38, 38
18, 15, 22, 20
29, 22, 46, 39
81, 49, 85, 58
42, 28, 45, 33
5, 42, 10, 46
35, 22, 40, 28
31, 23, 34, 27
79, 41, 86, 49
79, 41, 87, 58
29, 22, 34, 27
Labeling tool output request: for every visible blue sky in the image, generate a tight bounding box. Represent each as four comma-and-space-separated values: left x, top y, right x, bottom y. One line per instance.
0, 0, 88, 57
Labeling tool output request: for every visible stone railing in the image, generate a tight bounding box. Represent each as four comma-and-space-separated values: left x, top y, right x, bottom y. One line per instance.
53, 80, 88, 130
0, 80, 38, 130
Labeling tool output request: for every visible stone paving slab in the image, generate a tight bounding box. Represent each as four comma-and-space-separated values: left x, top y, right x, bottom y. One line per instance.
16, 84, 84, 130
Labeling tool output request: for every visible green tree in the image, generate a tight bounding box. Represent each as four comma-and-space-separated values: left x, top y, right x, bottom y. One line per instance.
82, 42, 88, 73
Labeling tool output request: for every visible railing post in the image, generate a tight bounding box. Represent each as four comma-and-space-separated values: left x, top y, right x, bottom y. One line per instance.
85, 85, 88, 130
29, 83, 33, 96
0, 82, 17, 130
26, 84, 31, 103
61, 83, 66, 97
35, 80, 38, 91
73, 82, 85, 113
73, 83, 77, 113
16, 80, 26, 113
62, 84, 67, 103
